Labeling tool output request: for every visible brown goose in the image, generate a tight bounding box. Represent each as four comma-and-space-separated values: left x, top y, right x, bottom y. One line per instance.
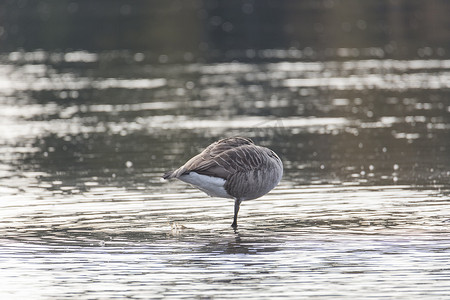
163, 137, 283, 228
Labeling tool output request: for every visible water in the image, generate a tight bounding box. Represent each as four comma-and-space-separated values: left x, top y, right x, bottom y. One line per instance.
1, 49, 449, 299
2, 1, 450, 299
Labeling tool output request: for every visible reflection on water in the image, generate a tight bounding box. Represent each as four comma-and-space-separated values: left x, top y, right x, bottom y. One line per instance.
1, 184, 449, 298
1, 48, 449, 298
3, 1, 450, 296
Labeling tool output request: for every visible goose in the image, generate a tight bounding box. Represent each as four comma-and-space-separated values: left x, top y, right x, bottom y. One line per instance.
162, 137, 283, 228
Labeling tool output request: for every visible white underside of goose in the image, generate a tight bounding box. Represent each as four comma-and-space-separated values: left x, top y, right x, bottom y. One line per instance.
179, 172, 233, 199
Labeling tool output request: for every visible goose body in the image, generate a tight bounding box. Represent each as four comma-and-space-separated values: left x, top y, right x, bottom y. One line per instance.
163, 137, 283, 228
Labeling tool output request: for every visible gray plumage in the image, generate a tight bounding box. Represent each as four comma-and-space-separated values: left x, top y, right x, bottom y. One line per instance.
163, 137, 283, 228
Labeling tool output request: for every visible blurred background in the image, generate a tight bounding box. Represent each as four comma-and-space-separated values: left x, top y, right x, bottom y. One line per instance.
1, 0, 450, 188
1, 1, 450, 299
2, 0, 450, 58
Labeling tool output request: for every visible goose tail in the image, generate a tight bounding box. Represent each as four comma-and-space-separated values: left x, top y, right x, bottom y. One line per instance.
162, 170, 174, 180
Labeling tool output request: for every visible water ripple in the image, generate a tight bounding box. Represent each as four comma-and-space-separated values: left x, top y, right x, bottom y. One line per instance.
1, 51, 450, 299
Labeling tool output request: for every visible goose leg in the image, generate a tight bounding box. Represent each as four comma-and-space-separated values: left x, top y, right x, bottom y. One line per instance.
231, 198, 242, 228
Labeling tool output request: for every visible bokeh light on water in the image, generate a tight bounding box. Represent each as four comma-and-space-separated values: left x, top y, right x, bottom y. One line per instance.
1, 1, 450, 299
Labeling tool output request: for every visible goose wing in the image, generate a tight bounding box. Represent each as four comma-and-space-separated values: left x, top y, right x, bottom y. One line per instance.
189, 144, 266, 179
163, 137, 257, 179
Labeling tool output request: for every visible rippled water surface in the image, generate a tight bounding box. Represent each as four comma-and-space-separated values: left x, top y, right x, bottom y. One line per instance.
1, 48, 450, 299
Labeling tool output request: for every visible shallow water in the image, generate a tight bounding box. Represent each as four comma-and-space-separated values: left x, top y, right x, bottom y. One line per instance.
1, 48, 449, 299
